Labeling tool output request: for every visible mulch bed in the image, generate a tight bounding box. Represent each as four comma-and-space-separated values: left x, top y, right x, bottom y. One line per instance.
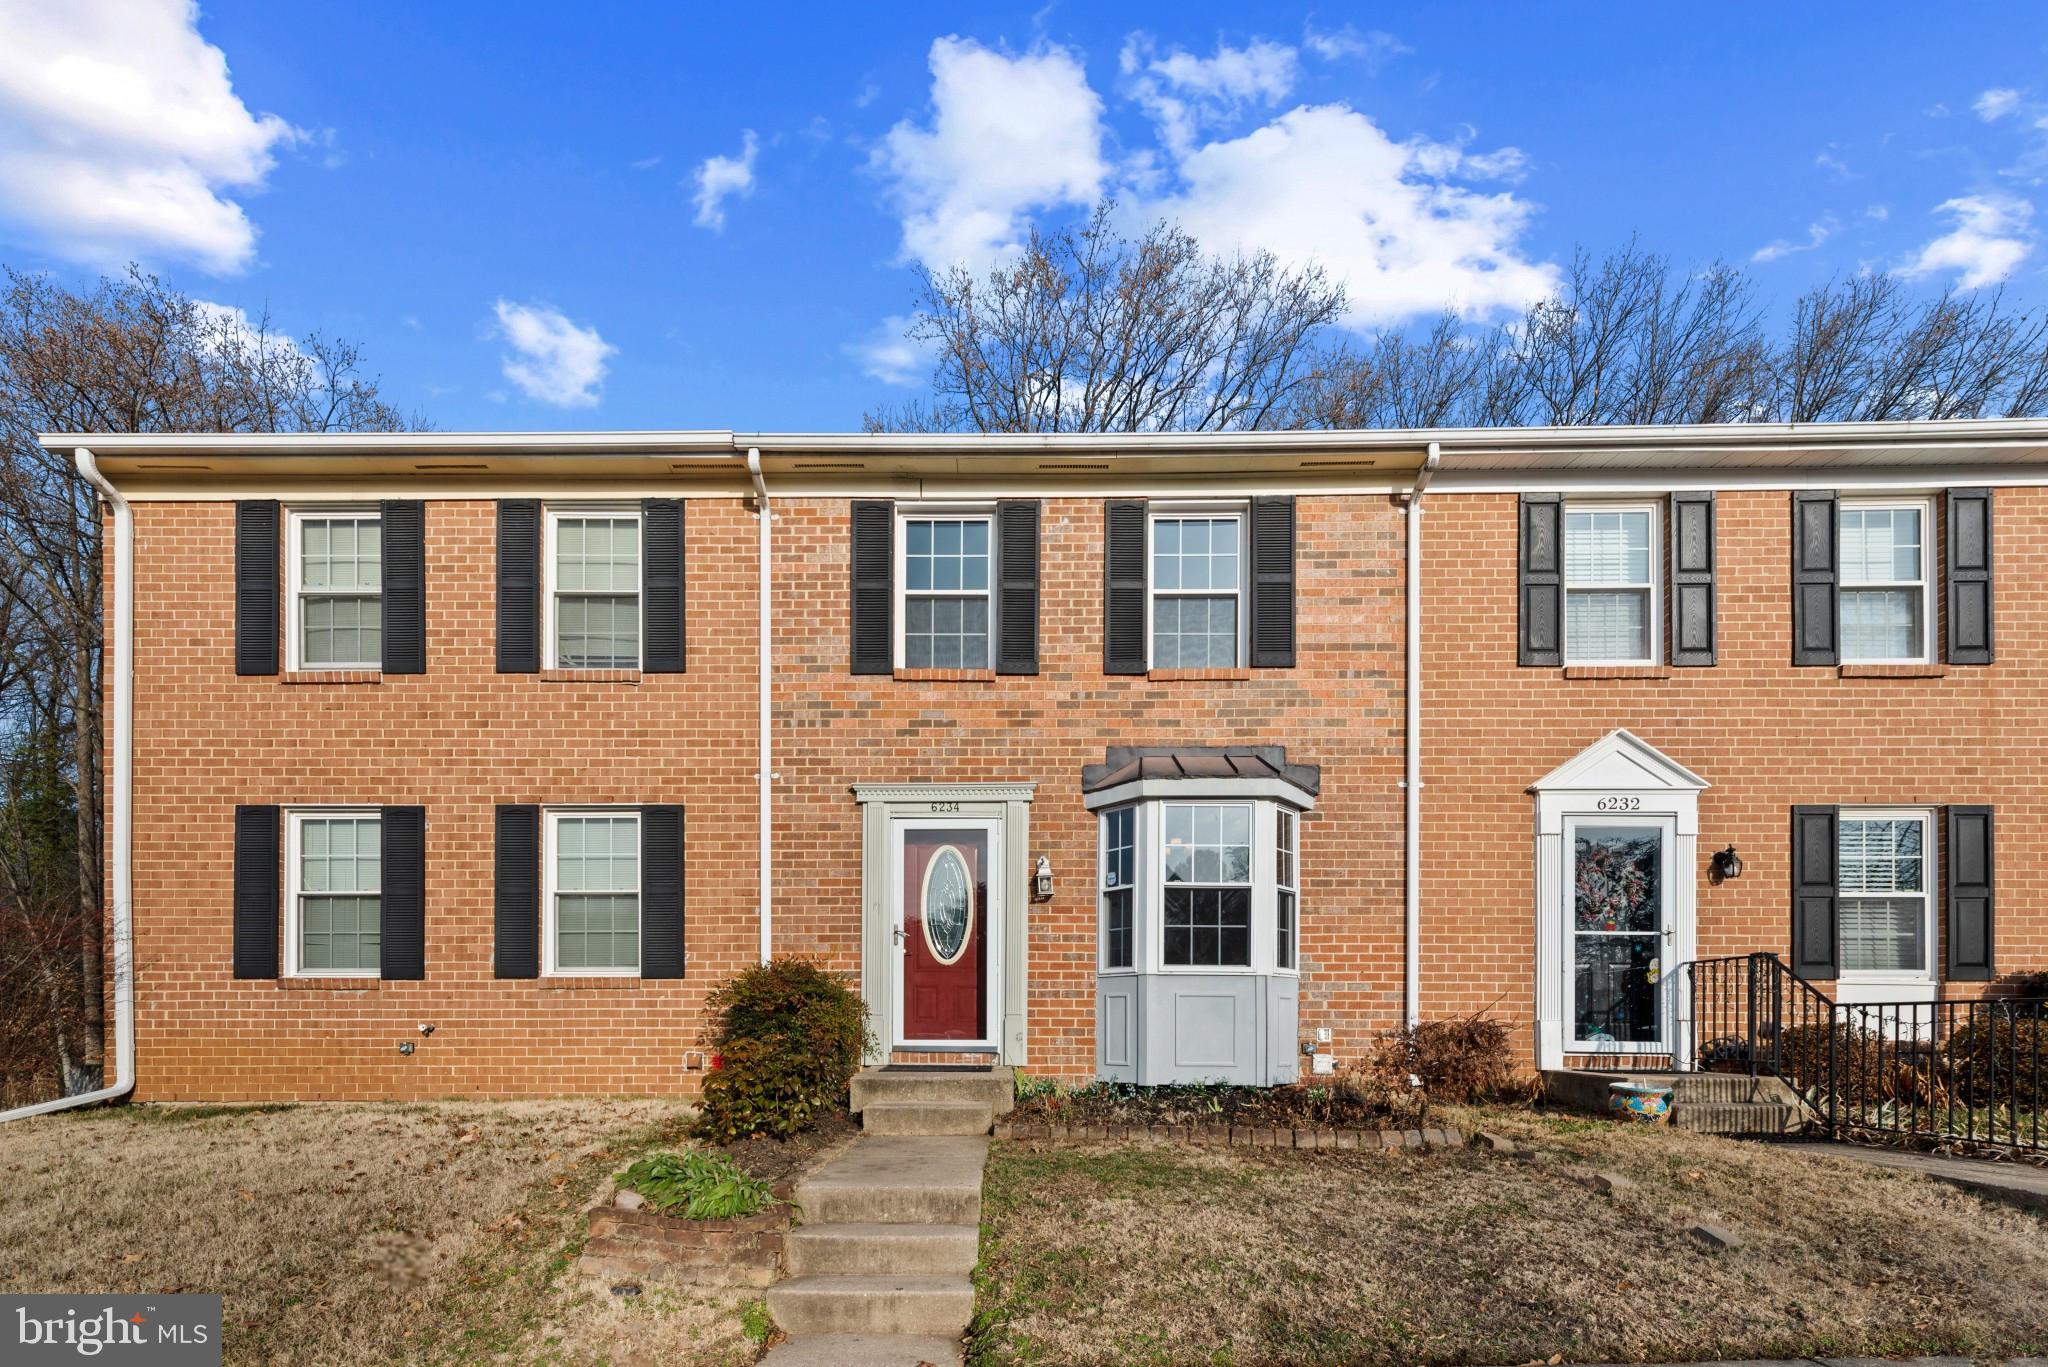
714, 1108, 858, 1186
1009, 1083, 1409, 1131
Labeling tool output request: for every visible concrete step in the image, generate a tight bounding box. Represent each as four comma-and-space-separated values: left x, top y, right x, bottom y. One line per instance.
787, 1223, 980, 1277
759, 1334, 962, 1367
1670, 1101, 1805, 1136
795, 1136, 987, 1226
766, 1274, 976, 1338
851, 1067, 1015, 1117
862, 1100, 994, 1137
1543, 1069, 1804, 1113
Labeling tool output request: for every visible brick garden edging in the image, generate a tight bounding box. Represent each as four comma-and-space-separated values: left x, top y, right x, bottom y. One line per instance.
994, 1120, 1465, 1150
578, 1180, 798, 1289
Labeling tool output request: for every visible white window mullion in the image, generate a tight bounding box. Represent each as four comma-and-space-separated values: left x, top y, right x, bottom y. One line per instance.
1563, 503, 1657, 665
1840, 499, 1932, 663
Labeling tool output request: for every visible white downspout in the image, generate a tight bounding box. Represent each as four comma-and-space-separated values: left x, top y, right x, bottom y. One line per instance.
747, 448, 773, 965
1, 448, 136, 1122
1403, 441, 1440, 1029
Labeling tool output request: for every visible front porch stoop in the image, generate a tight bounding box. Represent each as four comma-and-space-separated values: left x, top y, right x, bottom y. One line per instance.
1543, 1070, 1807, 1136
764, 1070, 1009, 1367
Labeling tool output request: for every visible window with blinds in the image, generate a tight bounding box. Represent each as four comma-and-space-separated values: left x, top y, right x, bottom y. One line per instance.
1563, 505, 1656, 664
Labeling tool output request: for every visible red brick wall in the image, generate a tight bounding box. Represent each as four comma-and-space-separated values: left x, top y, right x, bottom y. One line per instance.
1422, 488, 2048, 1063
123, 499, 759, 1100
120, 491, 1408, 1097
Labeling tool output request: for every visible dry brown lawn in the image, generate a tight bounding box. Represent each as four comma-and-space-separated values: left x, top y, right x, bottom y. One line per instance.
0, 1099, 770, 1366
970, 1106, 2048, 1366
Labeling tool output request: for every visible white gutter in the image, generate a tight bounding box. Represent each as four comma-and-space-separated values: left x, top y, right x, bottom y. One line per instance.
747, 448, 773, 965
1402, 441, 1440, 1029
1, 449, 136, 1122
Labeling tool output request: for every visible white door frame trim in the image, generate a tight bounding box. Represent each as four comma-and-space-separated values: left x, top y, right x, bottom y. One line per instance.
1530, 730, 1706, 1071
855, 782, 1034, 1066
889, 814, 1003, 1051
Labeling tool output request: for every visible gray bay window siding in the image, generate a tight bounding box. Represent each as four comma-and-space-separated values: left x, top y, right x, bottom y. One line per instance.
1083, 746, 1318, 1086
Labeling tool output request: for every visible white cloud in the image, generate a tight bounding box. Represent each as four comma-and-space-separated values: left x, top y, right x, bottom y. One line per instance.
691, 131, 758, 231
490, 300, 615, 408
873, 37, 1107, 273
847, 314, 927, 386
1302, 25, 1410, 71
0, 0, 301, 272
1865, 204, 1891, 221
1131, 104, 1558, 326
1814, 148, 1857, 181
1121, 34, 1298, 154
1751, 217, 1837, 263
1976, 87, 2022, 122
1899, 194, 2034, 288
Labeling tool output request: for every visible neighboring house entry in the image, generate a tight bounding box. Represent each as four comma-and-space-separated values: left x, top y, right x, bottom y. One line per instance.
1529, 731, 1707, 1070
854, 783, 1035, 1064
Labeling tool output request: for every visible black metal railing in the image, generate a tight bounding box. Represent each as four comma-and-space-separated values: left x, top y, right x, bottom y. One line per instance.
1682, 952, 2048, 1154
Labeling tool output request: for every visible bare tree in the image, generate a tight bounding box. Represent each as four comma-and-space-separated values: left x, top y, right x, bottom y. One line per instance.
865, 205, 1346, 433
0, 266, 415, 1100
874, 210, 2048, 433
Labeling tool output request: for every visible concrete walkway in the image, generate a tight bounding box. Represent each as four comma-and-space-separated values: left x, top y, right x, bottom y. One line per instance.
1784, 1140, 2048, 1214
761, 1133, 988, 1367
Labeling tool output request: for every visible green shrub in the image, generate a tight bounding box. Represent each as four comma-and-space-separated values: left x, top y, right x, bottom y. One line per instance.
617, 1149, 780, 1219
695, 957, 874, 1142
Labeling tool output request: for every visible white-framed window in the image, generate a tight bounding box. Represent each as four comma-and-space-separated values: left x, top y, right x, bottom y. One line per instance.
545, 506, 641, 670
1162, 803, 1254, 968
285, 808, 382, 977
544, 809, 641, 976
1149, 507, 1246, 669
287, 507, 382, 671
1839, 499, 1933, 663
1099, 806, 1135, 971
897, 509, 992, 669
1275, 807, 1298, 971
1563, 503, 1657, 665
1837, 808, 1936, 987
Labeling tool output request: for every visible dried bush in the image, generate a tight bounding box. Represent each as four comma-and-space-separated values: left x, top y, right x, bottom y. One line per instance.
693, 957, 874, 1143
1778, 1020, 1952, 1112
1945, 1011, 2045, 1109
1363, 1013, 1518, 1105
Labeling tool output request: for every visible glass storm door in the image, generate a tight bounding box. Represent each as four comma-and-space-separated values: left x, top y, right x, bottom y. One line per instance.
896, 821, 995, 1046
1567, 817, 1673, 1050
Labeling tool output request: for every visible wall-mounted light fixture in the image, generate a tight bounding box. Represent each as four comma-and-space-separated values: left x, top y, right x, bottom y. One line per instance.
1033, 855, 1053, 901
1710, 845, 1745, 882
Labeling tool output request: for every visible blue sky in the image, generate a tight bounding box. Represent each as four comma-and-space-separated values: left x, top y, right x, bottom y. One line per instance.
5, 2, 2048, 429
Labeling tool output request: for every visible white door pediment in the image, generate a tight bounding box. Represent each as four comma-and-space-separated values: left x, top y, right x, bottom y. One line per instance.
1531, 730, 1706, 837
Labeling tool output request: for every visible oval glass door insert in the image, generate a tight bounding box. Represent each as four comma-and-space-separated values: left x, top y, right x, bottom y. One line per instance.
921, 845, 973, 965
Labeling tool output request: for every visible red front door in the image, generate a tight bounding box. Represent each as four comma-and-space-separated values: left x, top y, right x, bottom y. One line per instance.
901, 826, 989, 1043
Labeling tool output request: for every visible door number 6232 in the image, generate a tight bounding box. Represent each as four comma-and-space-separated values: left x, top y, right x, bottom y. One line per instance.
1595, 796, 1641, 811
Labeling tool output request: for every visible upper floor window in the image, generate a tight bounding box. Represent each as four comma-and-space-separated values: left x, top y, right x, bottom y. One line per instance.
899, 512, 991, 669
286, 809, 381, 976
1839, 500, 1930, 663
1564, 504, 1657, 665
547, 507, 641, 669
1838, 810, 1932, 981
545, 809, 641, 974
1150, 510, 1245, 669
289, 508, 381, 670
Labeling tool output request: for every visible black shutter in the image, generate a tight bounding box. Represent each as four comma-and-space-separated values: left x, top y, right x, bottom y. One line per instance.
1946, 805, 1995, 982
1946, 489, 1994, 666
493, 804, 540, 978
232, 804, 280, 979
380, 806, 426, 980
1103, 499, 1148, 674
1249, 496, 1298, 668
640, 805, 685, 979
642, 498, 687, 673
380, 500, 426, 675
1668, 492, 1716, 667
1518, 494, 1563, 667
1790, 805, 1840, 979
995, 500, 1040, 675
235, 500, 281, 676
1791, 491, 1839, 667
850, 500, 894, 675
495, 501, 541, 673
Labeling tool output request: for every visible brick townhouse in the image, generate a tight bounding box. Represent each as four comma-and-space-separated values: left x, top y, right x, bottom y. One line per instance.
41, 420, 2048, 1102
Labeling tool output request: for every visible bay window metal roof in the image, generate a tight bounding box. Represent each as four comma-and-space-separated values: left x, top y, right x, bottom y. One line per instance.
1082, 746, 1320, 799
